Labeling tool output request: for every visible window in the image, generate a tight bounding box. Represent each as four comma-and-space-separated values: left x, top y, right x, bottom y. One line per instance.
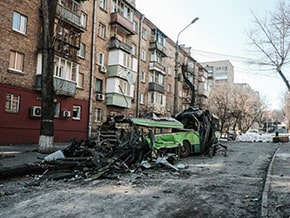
5, 93, 20, 113
80, 12, 87, 28
167, 66, 172, 75
98, 23, 106, 38
133, 21, 138, 32
94, 108, 103, 122
123, 52, 131, 68
150, 72, 164, 85
97, 52, 105, 66
140, 93, 144, 104
168, 49, 172, 58
119, 79, 130, 95
9, 51, 24, 72
54, 102, 60, 118
54, 57, 79, 81
142, 28, 147, 40
149, 92, 165, 105
78, 72, 84, 88
131, 44, 137, 56
100, 0, 107, 10
141, 50, 146, 61
72, 105, 81, 120
96, 79, 103, 93
141, 71, 145, 83
77, 43, 86, 58
168, 84, 171, 93
12, 12, 27, 34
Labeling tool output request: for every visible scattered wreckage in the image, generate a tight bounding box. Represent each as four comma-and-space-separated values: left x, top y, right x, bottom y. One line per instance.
38, 107, 227, 181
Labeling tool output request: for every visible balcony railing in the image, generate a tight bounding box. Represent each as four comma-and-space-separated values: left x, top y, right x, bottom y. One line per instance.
35, 75, 76, 97
110, 12, 134, 34
149, 82, 165, 94
106, 93, 132, 108
109, 37, 132, 54
149, 61, 165, 72
149, 42, 167, 57
198, 83, 210, 97
54, 40, 79, 60
56, 4, 84, 30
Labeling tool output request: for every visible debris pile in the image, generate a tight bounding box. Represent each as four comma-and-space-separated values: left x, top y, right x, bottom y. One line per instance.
40, 137, 182, 181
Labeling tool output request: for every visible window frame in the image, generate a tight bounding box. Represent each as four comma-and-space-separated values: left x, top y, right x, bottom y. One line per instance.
97, 52, 105, 66
72, 105, 81, 120
141, 71, 145, 83
94, 108, 103, 122
12, 11, 27, 34
77, 42, 86, 58
9, 50, 24, 73
96, 78, 103, 93
5, 93, 20, 113
98, 22, 106, 38
80, 11, 88, 28
100, 0, 107, 10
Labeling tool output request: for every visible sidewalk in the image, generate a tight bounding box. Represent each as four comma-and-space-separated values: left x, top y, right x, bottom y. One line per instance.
266, 143, 290, 217
0, 143, 68, 178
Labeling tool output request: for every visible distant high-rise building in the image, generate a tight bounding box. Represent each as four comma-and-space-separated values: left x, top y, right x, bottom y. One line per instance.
201, 60, 234, 87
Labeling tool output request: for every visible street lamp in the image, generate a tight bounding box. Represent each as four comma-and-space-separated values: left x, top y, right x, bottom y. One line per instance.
173, 17, 199, 115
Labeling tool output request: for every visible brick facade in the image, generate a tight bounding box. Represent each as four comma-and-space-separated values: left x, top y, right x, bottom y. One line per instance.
0, 0, 208, 145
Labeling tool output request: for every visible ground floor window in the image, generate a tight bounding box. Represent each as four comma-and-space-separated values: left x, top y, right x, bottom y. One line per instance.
94, 108, 102, 122
5, 93, 20, 113
72, 105, 81, 120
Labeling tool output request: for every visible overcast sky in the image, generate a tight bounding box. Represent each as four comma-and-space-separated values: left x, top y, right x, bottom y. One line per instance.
135, 0, 286, 110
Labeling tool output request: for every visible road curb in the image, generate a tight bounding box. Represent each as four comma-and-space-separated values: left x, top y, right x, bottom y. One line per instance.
260, 145, 280, 217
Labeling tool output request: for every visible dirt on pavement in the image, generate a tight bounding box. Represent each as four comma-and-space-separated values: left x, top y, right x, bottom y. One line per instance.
0, 142, 277, 218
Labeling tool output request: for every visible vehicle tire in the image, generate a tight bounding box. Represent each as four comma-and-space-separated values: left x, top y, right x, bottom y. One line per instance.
179, 141, 190, 158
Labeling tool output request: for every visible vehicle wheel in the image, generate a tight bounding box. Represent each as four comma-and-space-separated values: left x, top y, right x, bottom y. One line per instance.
179, 141, 190, 158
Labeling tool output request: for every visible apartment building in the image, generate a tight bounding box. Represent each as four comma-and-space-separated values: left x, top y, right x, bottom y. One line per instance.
0, 0, 208, 145
201, 60, 234, 88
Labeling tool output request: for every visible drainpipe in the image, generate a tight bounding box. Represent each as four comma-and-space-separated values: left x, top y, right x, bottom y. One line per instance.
87, 0, 97, 138
135, 14, 145, 117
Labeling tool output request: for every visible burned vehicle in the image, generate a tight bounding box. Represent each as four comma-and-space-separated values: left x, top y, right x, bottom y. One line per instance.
98, 106, 223, 159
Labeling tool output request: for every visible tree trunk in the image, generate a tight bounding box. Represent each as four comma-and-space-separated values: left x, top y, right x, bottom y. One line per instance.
181, 64, 195, 106
39, 0, 57, 153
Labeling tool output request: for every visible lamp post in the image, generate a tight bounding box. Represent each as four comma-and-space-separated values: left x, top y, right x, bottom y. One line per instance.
173, 17, 199, 115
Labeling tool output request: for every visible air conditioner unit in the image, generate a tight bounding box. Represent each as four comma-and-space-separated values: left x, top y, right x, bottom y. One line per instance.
96, 93, 104, 101
62, 110, 71, 118
99, 65, 107, 73
30, 106, 41, 117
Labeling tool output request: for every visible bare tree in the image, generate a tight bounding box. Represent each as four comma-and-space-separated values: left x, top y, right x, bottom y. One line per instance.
39, 0, 57, 153
248, 0, 290, 90
208, 85, 232, 133
208, 84, 265, 133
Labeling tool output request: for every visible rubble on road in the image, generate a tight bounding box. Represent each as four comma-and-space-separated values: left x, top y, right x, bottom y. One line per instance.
40, 138, 183, 181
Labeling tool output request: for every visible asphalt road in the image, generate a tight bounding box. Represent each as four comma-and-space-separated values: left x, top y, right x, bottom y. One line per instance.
0, 142, 289, 218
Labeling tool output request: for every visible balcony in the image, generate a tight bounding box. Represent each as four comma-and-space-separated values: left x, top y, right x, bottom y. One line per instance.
106, 93, 132, 108
56, 4, 85, 30
110, 12, 134, 34
186, 64, 195, 73
35, 75, 76, 97
149, 42, 167, 57
54, 40, 79, 60
149, 61, 165, 72
198, 83, 210, 97
109, 37, 132, 54
149, 82, 165, 94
